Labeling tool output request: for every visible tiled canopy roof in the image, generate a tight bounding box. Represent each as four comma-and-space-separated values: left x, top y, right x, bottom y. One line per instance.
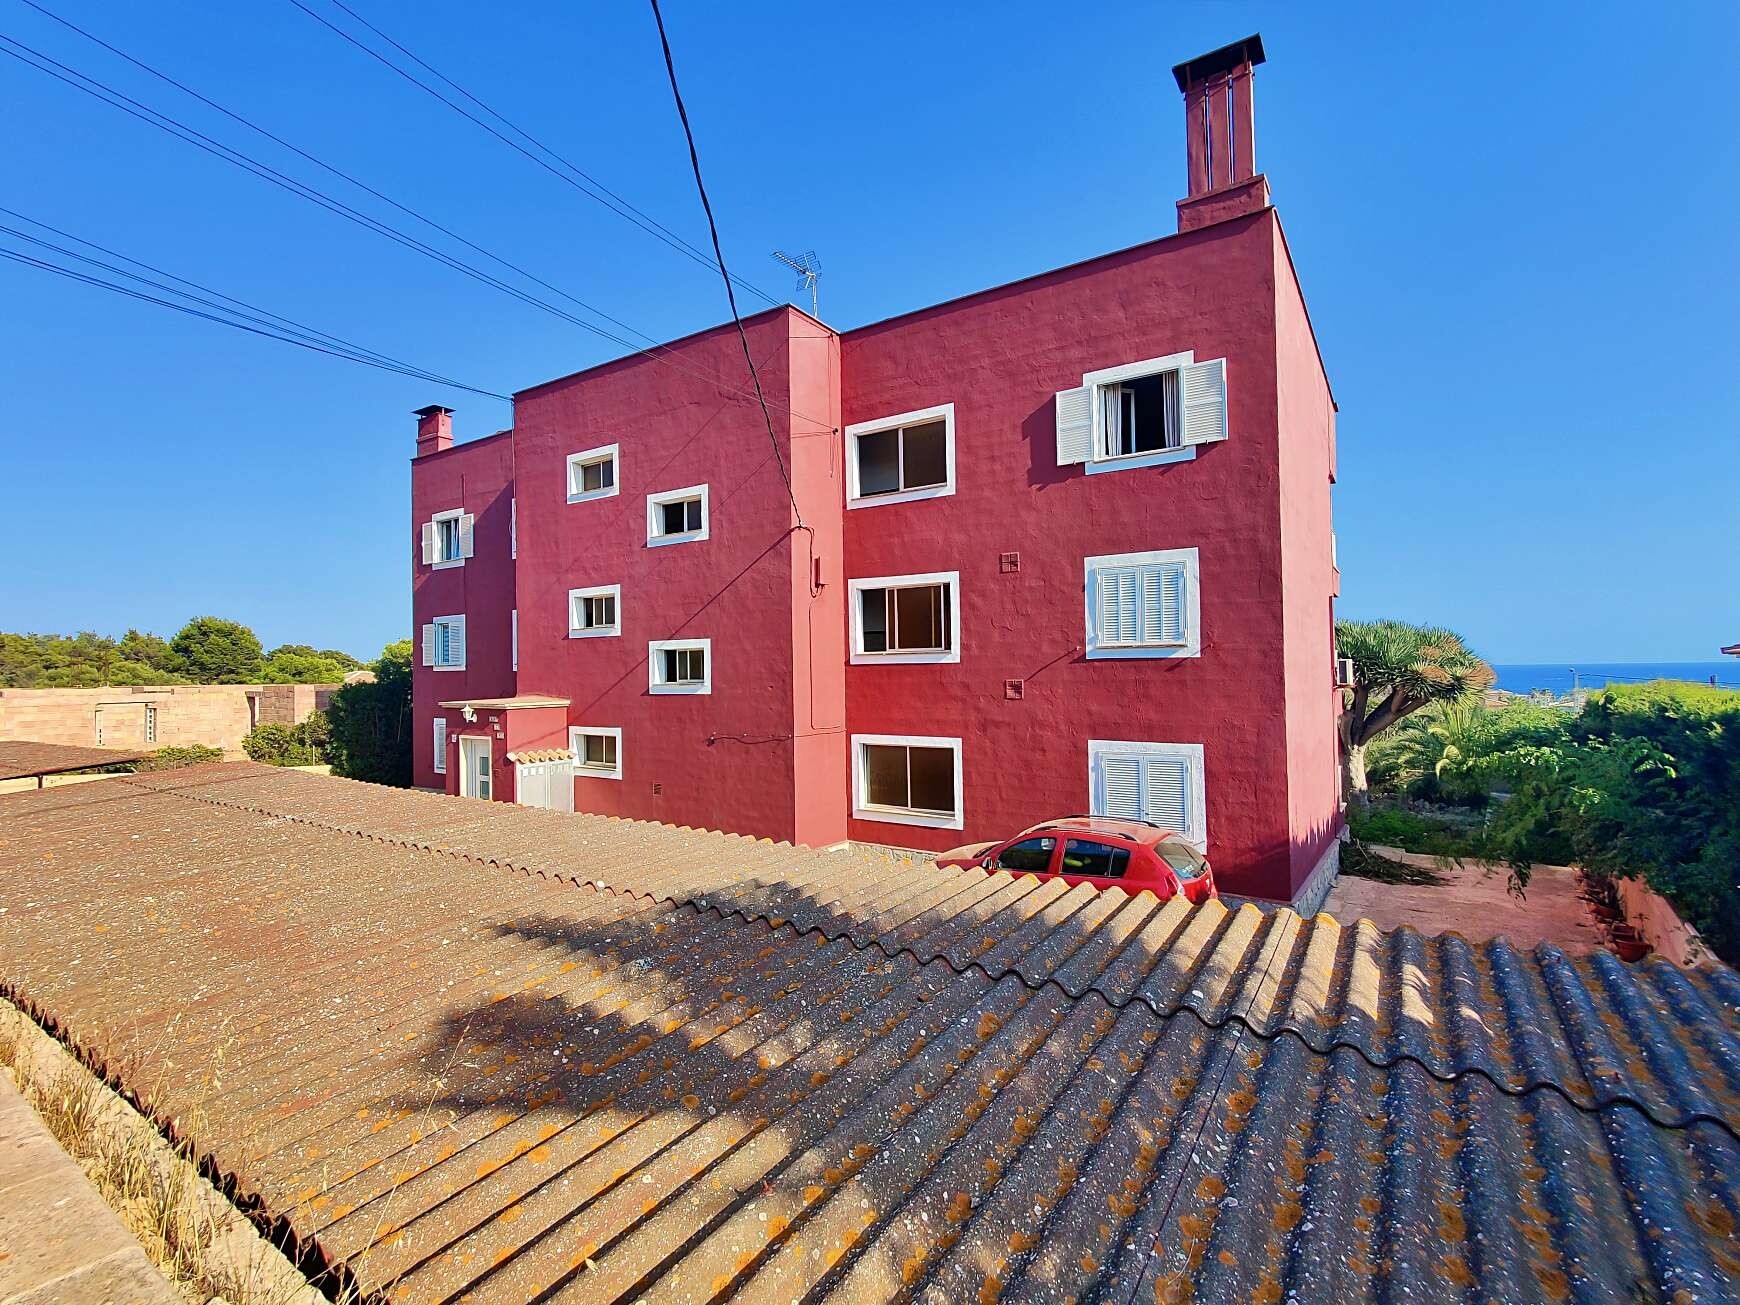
0, 763, 1733, 1303
0, 739, 145, 781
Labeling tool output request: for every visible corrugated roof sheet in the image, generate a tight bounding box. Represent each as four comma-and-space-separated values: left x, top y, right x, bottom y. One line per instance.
0, 738, 145, 780
0, 763, 1734, 1304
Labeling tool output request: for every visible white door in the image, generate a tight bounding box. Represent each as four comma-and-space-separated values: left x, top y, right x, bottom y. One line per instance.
459, 736, 492, 800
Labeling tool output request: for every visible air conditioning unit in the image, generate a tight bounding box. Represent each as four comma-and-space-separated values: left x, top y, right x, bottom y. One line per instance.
1335, 657, 1356, 688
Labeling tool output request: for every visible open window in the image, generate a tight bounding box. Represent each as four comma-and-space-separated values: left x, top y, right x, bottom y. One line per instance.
845, 403, 955, 508
849, 571, 960, 665
1083, 548, 1200, 659
646, 484, 709, 546
566, 443, 619, 504
648, 638, 711, 695
420, 508, 473, 569
568, 585, 621, 639
569, 726, 622, 781
1056, 352, 1227, 473
852, 734, 963, 829
421, 614, 466, 670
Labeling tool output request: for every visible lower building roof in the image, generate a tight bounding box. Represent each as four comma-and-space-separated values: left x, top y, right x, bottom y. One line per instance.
0, 738, 146, 780
437, 694, 570, 711
0, 763, 1733, 1302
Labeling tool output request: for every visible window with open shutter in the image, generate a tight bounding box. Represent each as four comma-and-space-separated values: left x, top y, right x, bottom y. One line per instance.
1055, 386, 1093, 466
421, 623, 437, 667
1084, 548, 1200, 659
1179, 358, 1228, 445
457, 513, 476, 559
1060, 351, 1228, 473
428, 615, 465, 669
1088, 741, 1205, 846
421, 522, 437, 565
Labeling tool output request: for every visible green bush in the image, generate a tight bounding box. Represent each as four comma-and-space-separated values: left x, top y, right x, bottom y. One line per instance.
242, 713, 328, 767
1346, 803, 1486, 858
132, 744, 225, 771
325, 641, 411, 786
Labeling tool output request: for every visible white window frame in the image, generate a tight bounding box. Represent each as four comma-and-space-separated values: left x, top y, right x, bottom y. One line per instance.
1081, 352, 1197, 474
566, 443, 620, 505
1083, 547, 1201, 660
645, 484, 710, 547
432, 717, 447, 773
429, 507, 466, 569
568, 584, 622, 639
511, 609, 518, 670
851, 733, 964, 830
844, 402, 956, 509
847, 571, 961, 665
430, 614, 466, 670
569, 726, 623, 781
143, 705, 157, 744
1086, 739, 1207, 848
648, 638, 712, 695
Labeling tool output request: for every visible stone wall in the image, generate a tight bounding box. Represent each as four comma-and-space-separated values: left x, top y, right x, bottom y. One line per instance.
0, 684, 336, 758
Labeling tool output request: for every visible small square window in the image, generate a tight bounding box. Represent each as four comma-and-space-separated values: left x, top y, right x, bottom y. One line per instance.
568, 585, 621, 639
569, 727, 622, 781
646, 485, 709, 546
846, 404, 955, 509
849, 572, 960, 665
567, 444, 620, 504
426, 614, 466, 669
648, 639, 711, 695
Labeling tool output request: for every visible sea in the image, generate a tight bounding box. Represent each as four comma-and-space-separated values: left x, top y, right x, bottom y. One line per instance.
1491, 663, 1740, 697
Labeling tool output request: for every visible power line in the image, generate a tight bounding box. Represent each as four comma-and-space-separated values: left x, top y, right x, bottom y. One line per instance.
288, 0, 781, 309
0, 26, 832, 428
0, 245, 511, 397
647, 0, 801, 526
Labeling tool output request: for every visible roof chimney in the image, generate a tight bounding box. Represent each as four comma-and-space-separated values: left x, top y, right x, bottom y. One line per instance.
1172, 34, 1270, 233
414, 404, 453, 458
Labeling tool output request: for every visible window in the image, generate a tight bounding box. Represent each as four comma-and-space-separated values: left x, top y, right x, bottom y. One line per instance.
144, 705, 157, 744
432, 717, 447, 773
422, 614, 466, 670
1087, 740, 1206, 848
852, 734, 963, 830
1055, 353, 1227, 474
569, 726, 622, 781
848, 572, 960, 665
1084, 548, 1200, 659
566, 444, 620, 504
511, 609, 518, 670
845, 403, 955, 507
648, 638, 711, 695
996, 836, 1056, 873
1061, 839, 1131, 879
510, 498, 517, 559
646, 484, 709, 546
568, 585, 621, 639
421, 508, 473, 569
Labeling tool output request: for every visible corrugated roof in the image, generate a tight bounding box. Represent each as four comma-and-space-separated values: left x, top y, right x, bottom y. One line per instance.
0, 763, 1734, 1303
0, 738, 145, 780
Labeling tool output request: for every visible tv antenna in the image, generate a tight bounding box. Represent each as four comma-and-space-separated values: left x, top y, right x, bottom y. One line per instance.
772, 250, 821, 317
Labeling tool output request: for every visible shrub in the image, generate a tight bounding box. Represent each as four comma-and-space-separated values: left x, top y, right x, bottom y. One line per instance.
1346, 803, 1486, 858
132, 744, 224, 771
242, 714, 328, 767
325, 641, 412, 786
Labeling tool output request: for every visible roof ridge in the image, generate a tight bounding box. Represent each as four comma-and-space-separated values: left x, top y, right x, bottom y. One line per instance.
108, 769, 1740, 1140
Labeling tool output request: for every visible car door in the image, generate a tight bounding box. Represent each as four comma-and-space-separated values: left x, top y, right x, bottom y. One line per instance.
1056, 836, 1142, 892
991, 833, 1062, 877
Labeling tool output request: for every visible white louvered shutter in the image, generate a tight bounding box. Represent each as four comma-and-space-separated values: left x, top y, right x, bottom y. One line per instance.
1141, 755, 1191, 835
432, 718, 447, 773
1142, 562, 1187, 644
1180, 358, 1228, 445
421, 623, 437, 666
420, 522, 437, 565
1098, 754, 1143, 821
511, 609, 518, 672
1055, 386, 1093, 465
510, 499, 517, 559
447, 616, 466, 668
458, 513, 476, 559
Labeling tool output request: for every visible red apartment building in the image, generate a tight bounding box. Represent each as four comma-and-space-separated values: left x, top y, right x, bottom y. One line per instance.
410, 35, 1344, 905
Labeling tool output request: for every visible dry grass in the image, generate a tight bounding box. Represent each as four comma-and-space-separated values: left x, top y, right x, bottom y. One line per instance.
0, 1008, 325, 1305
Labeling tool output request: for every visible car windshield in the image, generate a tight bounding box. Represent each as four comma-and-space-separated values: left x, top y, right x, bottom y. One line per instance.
1157, 843, 1207, 878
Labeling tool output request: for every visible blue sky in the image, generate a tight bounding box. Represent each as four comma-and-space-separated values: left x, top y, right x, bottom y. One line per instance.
2, 0, 1735, 662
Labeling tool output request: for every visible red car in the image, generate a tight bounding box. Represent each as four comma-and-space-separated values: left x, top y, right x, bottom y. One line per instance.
935, 816, 1218, 904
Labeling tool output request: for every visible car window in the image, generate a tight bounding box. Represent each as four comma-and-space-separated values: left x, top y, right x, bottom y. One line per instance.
995, 837, 1056, 873
1157, 842, 1207, 878
1062, 839, 1131, 879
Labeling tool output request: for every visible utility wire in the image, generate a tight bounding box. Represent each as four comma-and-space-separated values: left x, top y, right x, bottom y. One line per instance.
0, 205, 472, 380
0, 245, 510, 397
289, 0, 780, 309
648, 0, 801, 526
0, 22, 831, 428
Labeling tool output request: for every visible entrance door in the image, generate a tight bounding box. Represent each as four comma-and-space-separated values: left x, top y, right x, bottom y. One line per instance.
459, 736, 492, 800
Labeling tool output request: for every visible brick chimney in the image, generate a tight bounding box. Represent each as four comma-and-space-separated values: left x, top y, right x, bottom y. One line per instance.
1173, 34, 1270, 233
414, 404, 453, 457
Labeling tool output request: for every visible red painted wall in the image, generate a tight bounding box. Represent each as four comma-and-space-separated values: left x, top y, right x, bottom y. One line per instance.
1273, 222, 1345, 892
839, 212, 1304, 899
410, 430, 515, 789
510, 307, 846, 844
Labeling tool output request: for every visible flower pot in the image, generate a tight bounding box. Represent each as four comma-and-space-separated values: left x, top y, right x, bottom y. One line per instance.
1611, 937, 1651, 963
